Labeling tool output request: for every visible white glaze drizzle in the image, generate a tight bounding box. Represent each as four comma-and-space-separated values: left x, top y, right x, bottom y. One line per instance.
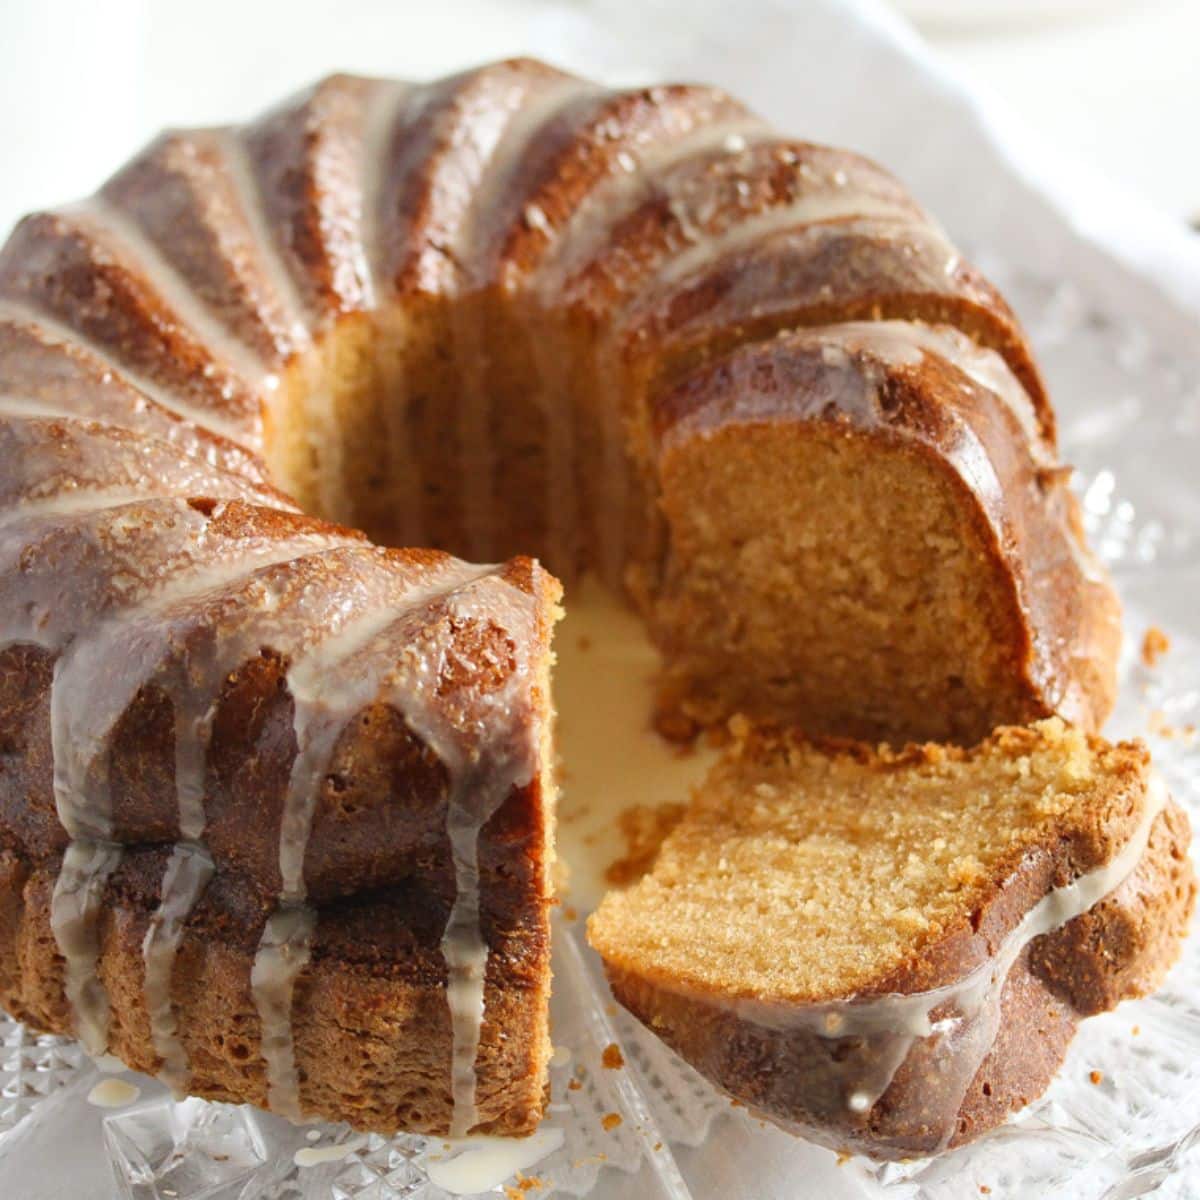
0, 298, 251, 446
359, 80, 415, 310
0, 393, 79, 421
642, 200, 938, 295
87, 1078, 141, 1108
0, 487, 156, 528
250, 904, 316, 1121
293, 1134, 367, 1167
142, 842, 214, 1094
424, 579, 540, 1137
49, 839, 123, 1056
426, 1127, 565, 1195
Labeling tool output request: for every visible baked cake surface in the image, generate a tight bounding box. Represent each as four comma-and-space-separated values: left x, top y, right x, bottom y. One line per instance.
0, 57, 1128, 1136
588, 720, 1195, 1157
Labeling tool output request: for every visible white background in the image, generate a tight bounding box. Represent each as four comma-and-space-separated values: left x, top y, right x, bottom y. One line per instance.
1, 0, 1198, 237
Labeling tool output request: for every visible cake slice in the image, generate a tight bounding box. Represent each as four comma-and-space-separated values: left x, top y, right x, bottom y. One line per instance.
587, 719, 1194, 1159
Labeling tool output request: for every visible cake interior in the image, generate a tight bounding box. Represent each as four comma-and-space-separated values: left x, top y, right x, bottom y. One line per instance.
588, 720, 1140, 1004
654, 420, 1027, 742
262, 305, 1041, 744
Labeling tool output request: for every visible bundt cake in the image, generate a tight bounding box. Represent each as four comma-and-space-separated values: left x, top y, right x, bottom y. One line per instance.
588, 720, 1196, 1158
0, 57, 1129, 1139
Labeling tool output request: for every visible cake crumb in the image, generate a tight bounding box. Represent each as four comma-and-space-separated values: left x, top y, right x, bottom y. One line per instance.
1146, 709, 1196, 742
571, 1154, 607, 1168
601, 1112, 622, 1132
653, 1142, 662, 1151
1141, 627, 1170, 667
505, 1177, 545, 1200
1089, 1070, 1104, 1085
601, 1043, 625, 1069
980, 1187, 991, 1195
562, 906, 578, 923
605, 803, 687, 886
836, 1151, 851, 1166
1132, 1025, 1141, 1037
577, 634, 592, 652
567, 1077, 582, 1092
654, 706, 700, 743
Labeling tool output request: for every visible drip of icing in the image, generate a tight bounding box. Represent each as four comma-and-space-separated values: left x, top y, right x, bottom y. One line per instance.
0, 487, 161, 528
217, 129, 315, 353
640, 197, 934, 295
0, 393, 82, 421
142, 842, 214, 1095
0, 298, 251, 446
359, 81, 415, 310
65, 199, 277, 396
250, 904, 315, 1122
293, 1135, 368, 1167
423, 581, 541, 1136
425, 1127, 565, 1195
87, 1078, 141, 1108
49, 840, 123, 1056
532, 117, 772, 302
671, 774, 1168, 1147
